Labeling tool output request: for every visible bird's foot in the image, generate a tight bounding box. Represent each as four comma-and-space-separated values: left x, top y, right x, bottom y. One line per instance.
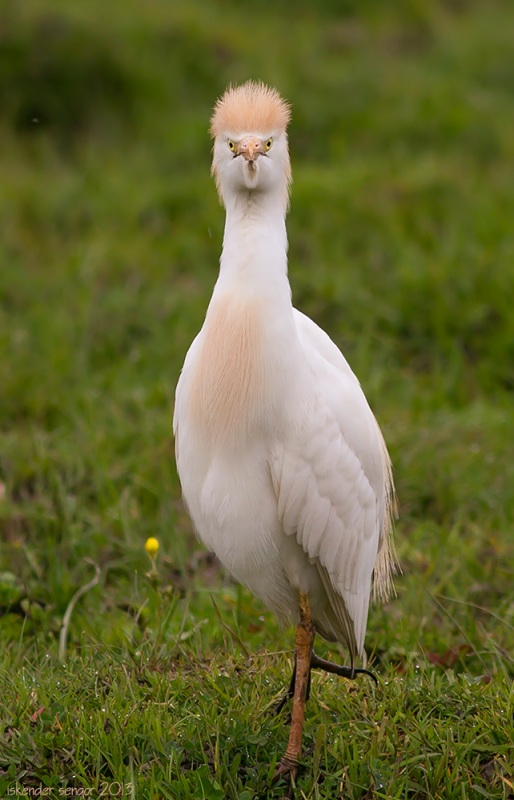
272, 755, 300, 798
273, 758, 298, 781
310, 651, 378, 685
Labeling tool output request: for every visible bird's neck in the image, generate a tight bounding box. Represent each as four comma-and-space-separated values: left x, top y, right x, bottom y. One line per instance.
215, 193, 290, 303
188, 191, 297, 448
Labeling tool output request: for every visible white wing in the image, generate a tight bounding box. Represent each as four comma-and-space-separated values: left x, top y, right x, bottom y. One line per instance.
270, 309, 394, 658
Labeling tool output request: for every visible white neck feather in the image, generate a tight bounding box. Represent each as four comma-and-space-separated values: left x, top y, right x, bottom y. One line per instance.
215, 191, 291, 303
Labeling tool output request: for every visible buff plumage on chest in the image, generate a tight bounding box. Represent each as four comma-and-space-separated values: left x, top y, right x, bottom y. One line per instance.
187, 293, 266, 444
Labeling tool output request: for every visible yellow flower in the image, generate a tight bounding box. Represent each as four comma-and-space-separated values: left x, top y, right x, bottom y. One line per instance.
145, 537, 160, 559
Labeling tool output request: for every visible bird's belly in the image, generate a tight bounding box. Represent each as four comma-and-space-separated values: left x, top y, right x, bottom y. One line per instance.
178, 441, 301, 621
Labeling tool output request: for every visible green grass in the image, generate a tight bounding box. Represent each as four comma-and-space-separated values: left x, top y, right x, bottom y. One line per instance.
1, 0, 513, 797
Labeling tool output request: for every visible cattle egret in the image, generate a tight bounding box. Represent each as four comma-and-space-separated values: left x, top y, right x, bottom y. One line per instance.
174, 80, 396, 788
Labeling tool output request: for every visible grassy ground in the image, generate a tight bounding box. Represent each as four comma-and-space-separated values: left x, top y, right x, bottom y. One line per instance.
1, 0, 513, 797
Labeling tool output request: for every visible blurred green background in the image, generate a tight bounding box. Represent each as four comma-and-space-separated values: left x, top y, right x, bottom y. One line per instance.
0, 0, 513, 797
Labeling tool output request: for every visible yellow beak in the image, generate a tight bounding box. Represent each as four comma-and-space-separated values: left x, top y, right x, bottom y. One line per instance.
238, 137, 262, 161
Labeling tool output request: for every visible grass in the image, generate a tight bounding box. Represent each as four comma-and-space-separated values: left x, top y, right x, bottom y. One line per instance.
1, 0, 513, 797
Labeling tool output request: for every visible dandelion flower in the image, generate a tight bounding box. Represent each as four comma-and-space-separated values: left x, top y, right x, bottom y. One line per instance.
145, 537, 159, 558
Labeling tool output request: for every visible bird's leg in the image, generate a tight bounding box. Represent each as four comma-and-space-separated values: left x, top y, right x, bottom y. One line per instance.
274, 652, 316, 716
273, 655, 297, 716
273, 592, 315, 787
275, 650, 374, 717
310, 651, 378, 686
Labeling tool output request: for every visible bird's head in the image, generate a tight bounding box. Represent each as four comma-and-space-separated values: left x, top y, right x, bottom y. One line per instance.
210, 81, 292, 210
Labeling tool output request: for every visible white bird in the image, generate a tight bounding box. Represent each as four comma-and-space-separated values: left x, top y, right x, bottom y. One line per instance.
174, 80, 396, 787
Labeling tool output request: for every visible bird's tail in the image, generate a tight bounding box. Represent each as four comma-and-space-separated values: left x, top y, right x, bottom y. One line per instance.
372, 437, 400, 604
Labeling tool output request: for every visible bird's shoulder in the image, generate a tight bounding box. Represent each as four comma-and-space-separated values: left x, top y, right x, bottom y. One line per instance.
291, 308, 386, 496
293, 308, 360, 386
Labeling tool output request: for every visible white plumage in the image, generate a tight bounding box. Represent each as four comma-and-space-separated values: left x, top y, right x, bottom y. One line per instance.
173, 80, 396, 781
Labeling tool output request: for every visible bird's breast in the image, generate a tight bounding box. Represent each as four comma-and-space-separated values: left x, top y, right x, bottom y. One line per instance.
186, 292, 274, 446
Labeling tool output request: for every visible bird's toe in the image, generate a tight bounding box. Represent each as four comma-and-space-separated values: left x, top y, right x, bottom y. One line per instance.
272, 755, 300, 790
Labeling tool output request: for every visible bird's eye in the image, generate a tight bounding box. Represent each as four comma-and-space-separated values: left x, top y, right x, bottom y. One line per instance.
227, 139, 236, 152
264, 138, 273, 151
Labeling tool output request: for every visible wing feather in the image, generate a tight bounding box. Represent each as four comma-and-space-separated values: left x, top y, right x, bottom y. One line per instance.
269, 309, 395, 658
